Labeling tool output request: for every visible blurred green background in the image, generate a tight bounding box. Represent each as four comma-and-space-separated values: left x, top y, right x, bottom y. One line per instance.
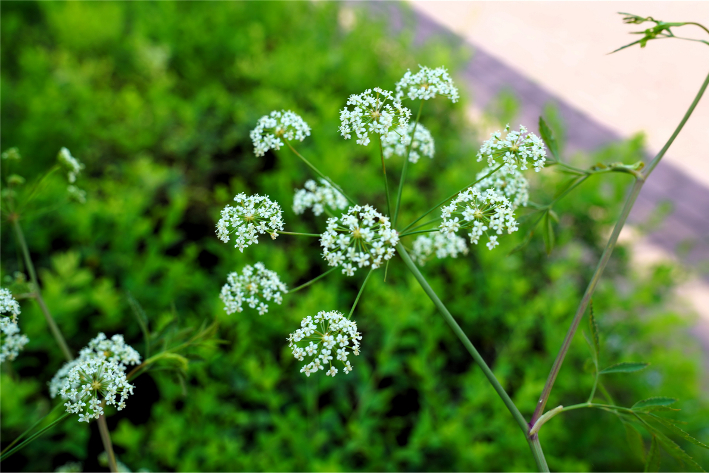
1, 2, 707, 471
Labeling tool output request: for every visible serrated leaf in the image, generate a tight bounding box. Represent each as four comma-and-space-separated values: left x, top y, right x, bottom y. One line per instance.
644, 414, 709, 449
645, 435, 661, 472
589, 301, 600, 358
539, 116, 560, 161
633, 397, 678, 410
542, 212, 555, 255
624, 421, 646, 463
599, 362, 650, 374
637, 415, 706, 472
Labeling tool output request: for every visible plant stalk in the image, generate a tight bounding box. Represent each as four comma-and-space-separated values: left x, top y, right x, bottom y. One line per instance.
393, 100, 424, 226
530, 74, 709, 426
397, 243, 548, 470
286, 142, 357, 205
11, 219, 73, 361
288, 267, 338, 294
98, 414, 119, 472
378, 136, 392, 219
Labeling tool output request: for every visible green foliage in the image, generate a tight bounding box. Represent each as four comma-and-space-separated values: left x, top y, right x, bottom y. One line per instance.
1, 2, 707, 472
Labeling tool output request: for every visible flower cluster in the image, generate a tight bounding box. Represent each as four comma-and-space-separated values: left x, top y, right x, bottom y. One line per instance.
216, 193, 285, 252
440, 188, 518, 250
220, 263, 288, 315
382, 122, 435, 163
476, 124, 547, 173
411, 231, 469, 266
250, 110, 311, 157
472, 167, 529, 210
339, 88, 411, 146
50, 332, 142, 399
1, 289, 28, 363
57, 357, 135, 423
293, 179, 349, 216
320, 205, 399, 276
287, 310, 361, 377
395, 65, 459, 103
57, 147, 84, 183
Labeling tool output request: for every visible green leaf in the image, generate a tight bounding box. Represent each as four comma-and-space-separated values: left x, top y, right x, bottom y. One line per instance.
589, 300, 600, 358
637, 414, 707, 472
539, 116, 560, 161
645, 435, 661, 472
599, 362, 650, 374
633, 397, 678, 410
644, 414, 709, 449
542, 211, 555, 255
624, 421, 646, 464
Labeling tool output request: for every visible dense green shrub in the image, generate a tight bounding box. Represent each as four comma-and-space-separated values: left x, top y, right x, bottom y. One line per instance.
1, 2, 707, 471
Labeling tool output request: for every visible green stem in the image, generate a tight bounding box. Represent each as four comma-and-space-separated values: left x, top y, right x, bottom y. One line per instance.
0, 404, 63, 455
394, 101, 424, 226
587, 371, 599, 403
530, 74, 709, 427
288, 267, 338, 294
11, 219, 73, 361
400, 163, 505, 233
98, 413, 119, 472
277, 231, 321, 237
528, 436, 550, 472
285, 141, 357, 205
0, 412, 71, 460
378, 136, 391, 219
400, 228, 439, 238
398, 247, 528, 425
348, 268, 373, 319
406, 217, 442, 233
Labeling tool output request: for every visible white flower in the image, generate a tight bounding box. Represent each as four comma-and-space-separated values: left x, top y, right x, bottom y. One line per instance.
0, 288, 21, 323
440, 188, 518, 249
476, 124, 547, 173
57, 147, 84, 184
395, 65, 459, 103
67, 185, 87, 204
320, 205, 399, 276
50, 332, 142, 398
1, 318, 29, 363
472, 166, 529, 210
220, 262, 288, 315
57, 357, 135, 423
288, 310, 361, 377
250, 110, 311, 157
410, 231, 469, 265
339, 87, 411, 146
382, 122, 435, 163
0, 289, 28, 363
216, 193, 285, 252
293, 179, 349, 216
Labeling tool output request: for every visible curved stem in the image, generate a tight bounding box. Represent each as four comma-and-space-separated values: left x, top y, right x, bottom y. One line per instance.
285, 142, 357, 205
0, 412, 72, 461
530, 74, 709, 426
400, 163, 504, 233
394, 101, 424, 226
400, 228, 438, 238
288, 267, 338, 294
98, 413, 118, 472
11, 219, 73, 361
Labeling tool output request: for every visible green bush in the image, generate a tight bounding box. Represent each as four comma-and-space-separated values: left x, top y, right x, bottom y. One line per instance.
1, 2, 707, 471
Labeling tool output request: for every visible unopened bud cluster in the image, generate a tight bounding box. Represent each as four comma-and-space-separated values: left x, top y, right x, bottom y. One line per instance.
293, 179, 348, 216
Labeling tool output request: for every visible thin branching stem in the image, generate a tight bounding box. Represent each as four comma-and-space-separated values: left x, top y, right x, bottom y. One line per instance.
378, 136, 392, 219
530, 74, 709, 427
277, 231, 321, 237
11, 219, 73, 361
286, 142, 357, 205
288, 267, 338, 294
400, 163, 505, 233
393, 100, 424, 226
348, 268, 373, 319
